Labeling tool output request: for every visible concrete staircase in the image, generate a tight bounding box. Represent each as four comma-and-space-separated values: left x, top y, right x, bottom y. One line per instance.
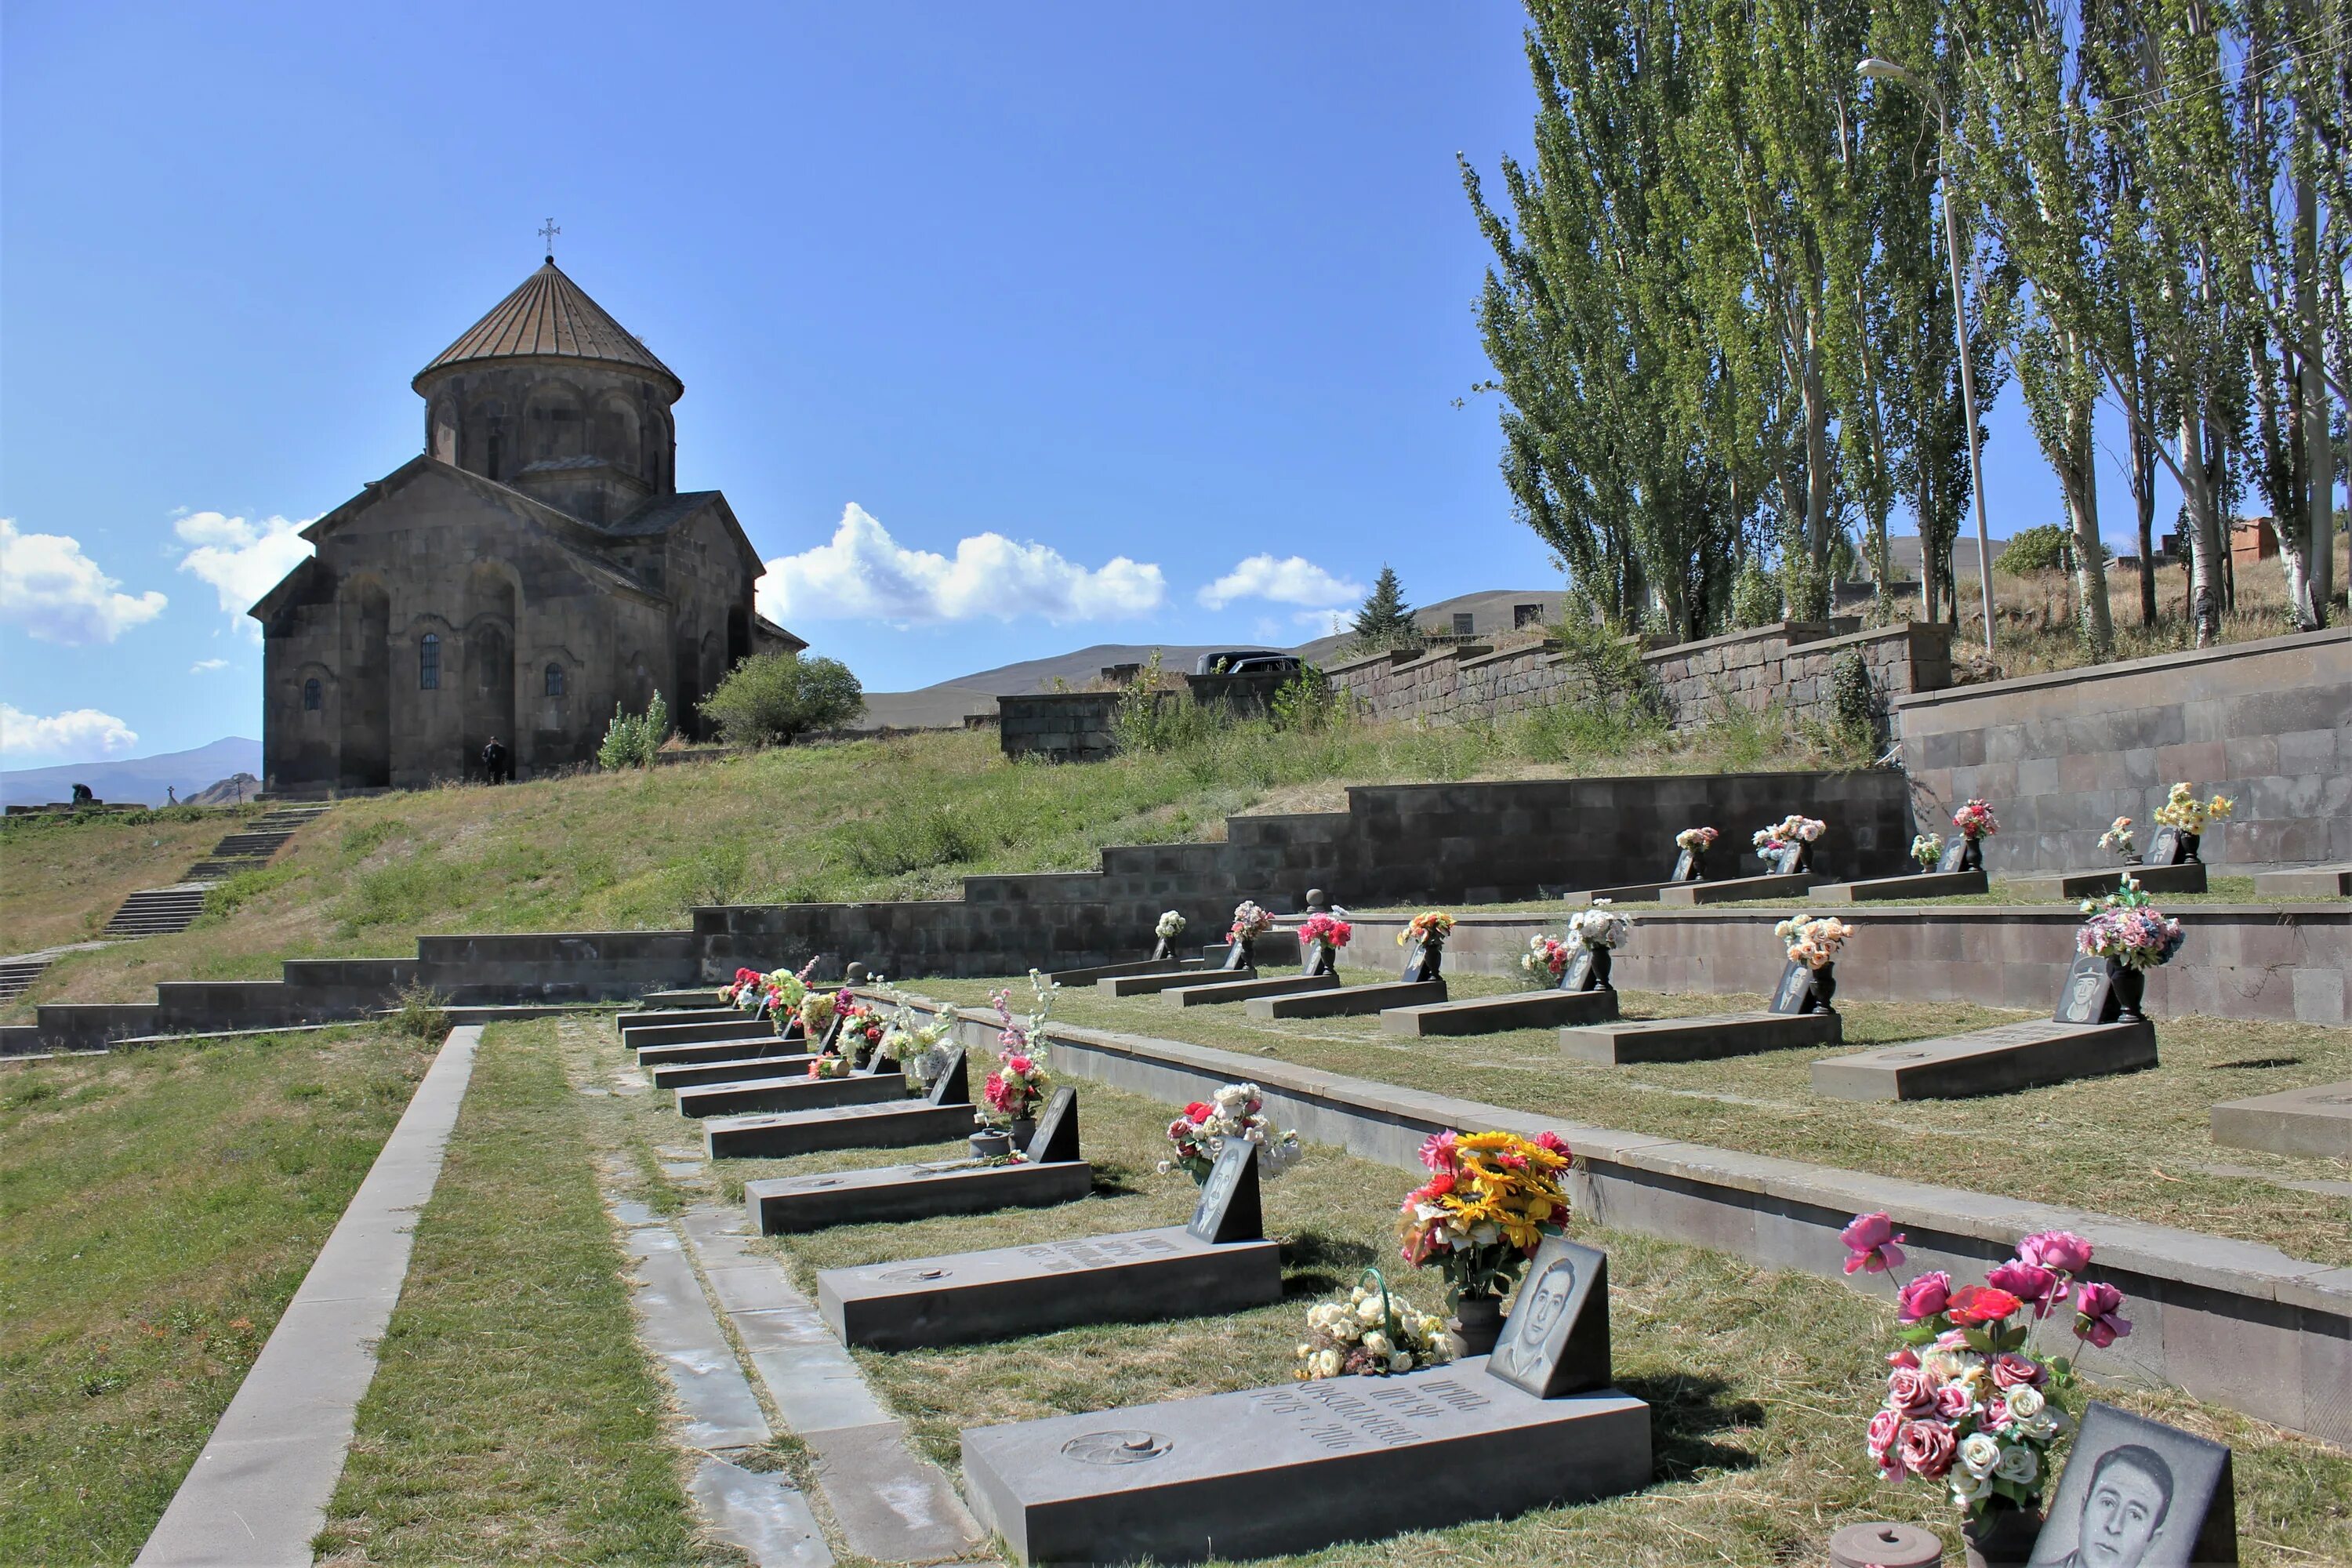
98, 803, 336, 941
0, 955, 53, 1004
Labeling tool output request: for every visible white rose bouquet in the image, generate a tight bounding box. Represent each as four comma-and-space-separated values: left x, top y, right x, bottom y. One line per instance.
1296, 1272, 1454, 1380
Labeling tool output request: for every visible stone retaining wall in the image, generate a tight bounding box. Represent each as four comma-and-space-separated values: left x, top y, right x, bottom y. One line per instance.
1895, 627, 2350, 872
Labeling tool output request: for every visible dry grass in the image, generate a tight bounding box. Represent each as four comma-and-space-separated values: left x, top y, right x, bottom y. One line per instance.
581, 1024, 2352, 1568
912, 971, 2352, 1268
0, 1025, 430, 1563
0, 808, 252, 954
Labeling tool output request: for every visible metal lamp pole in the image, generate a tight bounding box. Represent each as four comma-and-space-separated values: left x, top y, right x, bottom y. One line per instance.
1858, 56, 1996, 657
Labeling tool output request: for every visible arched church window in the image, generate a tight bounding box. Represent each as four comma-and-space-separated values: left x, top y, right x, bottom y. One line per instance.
419, 633, 441, 690
303, 677, 322, 712
544, 662, 566, 698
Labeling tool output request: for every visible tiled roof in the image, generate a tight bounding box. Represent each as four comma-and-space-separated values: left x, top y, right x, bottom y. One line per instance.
608, 490, 724, 537
416, 260, 680, 391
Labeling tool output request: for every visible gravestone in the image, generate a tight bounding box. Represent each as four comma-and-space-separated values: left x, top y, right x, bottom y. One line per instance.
1557, 1008, 1839, 1063
1768, 959, 1820, 1016
1245, 978, 1446, 1020
1221, 938, 1253, 972
1670, 847, 1700, 884
702, 1050, 971, 1160
1380, 985, 1616, 1035
676, 1070, 909, 1120
1559, 946, 1599, 994
2055, 952, 2120, 1025
1936, 837, 1971, 874
648, 1051, 820, 1091
1399, 940, 1443, 983
1301, 942, 1337, 979
1163, 972, 1340, 1008
1185, 1142, 1261, 1245
1025, 1086, 1080, 1163
2026, 1402, 2237, 1566
1485, 1236, 1610, 1399
2144, 826, 2187, 868
926, 1047, 970, 1105
1101, 967, 1257, 997
2209, 1080, 2352, 1160
744, 1090, 1092, 1235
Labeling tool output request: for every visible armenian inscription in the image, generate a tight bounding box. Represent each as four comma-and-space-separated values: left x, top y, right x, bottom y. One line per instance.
1246, 1377, 1491, 1453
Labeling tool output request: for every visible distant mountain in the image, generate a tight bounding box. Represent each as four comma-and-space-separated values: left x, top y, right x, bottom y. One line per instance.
186, 772, 263, 807
0, 738, 263, 808
849, 590, 1569, 731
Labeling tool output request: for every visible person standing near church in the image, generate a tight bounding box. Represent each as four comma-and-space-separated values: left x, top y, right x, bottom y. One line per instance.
481, 736, 510, 786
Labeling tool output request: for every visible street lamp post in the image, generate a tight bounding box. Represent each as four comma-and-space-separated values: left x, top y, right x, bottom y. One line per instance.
1858, 56, 1997, 658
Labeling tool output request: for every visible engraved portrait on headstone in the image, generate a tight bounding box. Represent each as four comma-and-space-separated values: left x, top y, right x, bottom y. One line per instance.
1025, 1087, 1080, 1164
2053, 953, 2119, 1026
2027, 1402, 2238, 1567
925, 1047, 969, 1105
2143, 826, 2184, 868
1936, 837, 1971, 874
1559, 945, 1595, 994
1185, 1139, 1262, 1244
1487, 1257, 1577, 1387
1769, 958, 1814, 1015
1483, 1235, 1610, 1399
1671, 847, 1699, 883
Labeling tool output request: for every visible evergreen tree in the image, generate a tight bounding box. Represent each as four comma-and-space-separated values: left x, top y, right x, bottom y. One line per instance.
1348, 566, 1417, 647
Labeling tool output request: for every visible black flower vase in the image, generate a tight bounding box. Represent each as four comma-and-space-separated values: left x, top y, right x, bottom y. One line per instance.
1446, 1294, 1504, 1359
2180, 831, 2204, 864
1236, 937, 1256, 967
1808, 964, 1838, 1014
1150, 936, 1174, 961
1420, 943, 1444, 982
1962, 1501, 2044, 1568
1589, 947, 1614, 992
2107, 960, 2147, 1022
1959, 837, 1984, 873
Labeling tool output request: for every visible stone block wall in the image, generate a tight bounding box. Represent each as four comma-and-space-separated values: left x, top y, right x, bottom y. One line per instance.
997, 691, 1122, 761
1895, 628, 2350, 872
1320, 619, 1951, 735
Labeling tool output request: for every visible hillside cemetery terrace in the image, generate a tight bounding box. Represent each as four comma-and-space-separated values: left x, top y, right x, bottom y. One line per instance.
4, 629, 2347, 1566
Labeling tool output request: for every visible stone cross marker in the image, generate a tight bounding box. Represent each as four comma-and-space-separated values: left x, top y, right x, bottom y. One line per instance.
1025, 1087, 1080, 1163
927, 1047, 971, 1106
1769, 959, 1816, 1016
1485, 1235, 1613, 1399
2025, 1401, 2238, 1566
2053, 953, 2119, 1025
1185, 1141, 1262, 1245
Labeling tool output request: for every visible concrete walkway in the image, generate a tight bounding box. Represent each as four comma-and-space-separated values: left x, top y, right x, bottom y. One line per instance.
135, 1026, 483, 1567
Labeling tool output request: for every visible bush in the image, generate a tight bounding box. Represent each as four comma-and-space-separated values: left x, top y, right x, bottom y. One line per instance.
1998, 523, 2112, 575
1728, 562, 1783, 629
1269, 664, 1344, 732
390, 982, 450, 1044
597, 691, 671, 770
1830, 647, 1876, 752
699, 652, 865, 749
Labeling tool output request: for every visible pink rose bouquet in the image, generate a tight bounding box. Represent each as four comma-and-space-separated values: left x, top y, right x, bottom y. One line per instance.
1519, 933, 1573, 985
2076, 878, 2185, 971
1843, 1213, 2135, 1526
1228, 901, 1274, 943
1952, 799, 1998, 840
1298, 912, 1353, 956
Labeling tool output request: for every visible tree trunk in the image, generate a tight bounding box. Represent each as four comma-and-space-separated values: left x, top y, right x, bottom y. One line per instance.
2129, 406, 2158, 629
2063, 373, 2114, 660
2295, 164, 2333, 626
2183, 405, 2227, 646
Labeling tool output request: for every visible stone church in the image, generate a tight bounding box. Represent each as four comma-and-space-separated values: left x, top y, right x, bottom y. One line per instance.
252, 256, 801, 792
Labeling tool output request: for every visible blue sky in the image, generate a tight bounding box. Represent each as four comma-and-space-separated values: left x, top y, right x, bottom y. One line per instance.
1, 0, 2176, 767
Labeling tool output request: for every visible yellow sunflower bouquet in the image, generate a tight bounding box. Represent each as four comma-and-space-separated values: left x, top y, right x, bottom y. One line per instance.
1398, 1128, 1573, 1306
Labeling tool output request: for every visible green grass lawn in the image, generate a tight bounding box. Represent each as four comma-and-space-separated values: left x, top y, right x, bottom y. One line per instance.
316, 1019, 725, 1566
908, 971, 2352, 1268
0, 805, 256, 955
616, 1047, 2352, 1568
0, 1026, 430, 1565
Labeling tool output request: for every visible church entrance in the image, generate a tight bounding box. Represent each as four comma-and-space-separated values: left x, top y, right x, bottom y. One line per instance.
339, 582, 392, 789
463, 568, 517, 779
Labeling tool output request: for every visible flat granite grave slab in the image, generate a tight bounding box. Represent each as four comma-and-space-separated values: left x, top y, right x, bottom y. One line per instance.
637, 1033, 803, 1069
1809, 869, 1988, 902
960, 1366, 1650, 1567
624, 1016, 779, 1051
2009, 862, 2208, 899
1246, 979, 1446, 1019
677, 1072, 909, 1120
1557, 1009, 1841, 1064
747, 1159, 1095, 1234
1809, 1019, 2156, 1101
617, 1007, 739, 1036
2211, 1080, 2352, 1159
1044, 956, 1203, 985
706, 1099, 976, 1160
1163, 973, 1340, 1008
1563, 881, 1686, 906
1381, 988, 1618, 1037
1655, 872, 1824, 905
816, 1227, 1283, 1350
2254, 864, 2352, 898
649, 1051, 820, 1090
1101, 967, 1258, 997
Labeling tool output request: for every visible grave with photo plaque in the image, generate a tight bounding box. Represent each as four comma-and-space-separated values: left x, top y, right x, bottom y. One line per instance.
815, 1142, 1280, 1350
1811, 953, 2156, 1101
745, 1087, 1094, 1233
648, 1051, 822, 1090
958, 1232, 1650, 1566
674, 1066, 908, 1120
2025, 1402, 2237, 1567
1380, 961, 1617, 1036
703, 1048, 975, 1160
1811, 834, 1989, 902
624, 1015, 779, 1053
1162, 970, 1341, 1008
1564, 842, 1709, 906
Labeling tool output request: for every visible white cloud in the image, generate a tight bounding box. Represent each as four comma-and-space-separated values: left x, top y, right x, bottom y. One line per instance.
174, 511, 314, 632
0, 703, 139, 765
1196, 554, 1363, 611
0, 518, 169, 644
759, 503, 1164, 626
191, 658, 229, 673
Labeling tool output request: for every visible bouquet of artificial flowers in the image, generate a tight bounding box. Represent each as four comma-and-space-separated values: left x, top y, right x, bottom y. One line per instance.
808, 1051, 855, 1080
1228, 901, 1273, 943
1675, 826, 1719, 852
2076, 877, 2185, 971
1399, 909, 1456, 950
833, 997, 887, 1063
1753, 814, 1828, 853
797, 989, 837, 1038
981, 969, 1059, 1124
1160, 1082, 1303, 1184
1774, 913, 1853, 969
1519, 933, 1572, 985
2098, 817, 2137, 861
1156, 910, 1186, 940
1298, 912, 1352, 956
1842, 1211, 2132, 1530
1912, 833, 1945, 869
1399, 1128, 1573, 1306
1566, 900, 1630, 950
1297, 1275, 1455, 1380
2153, 782, 2234, 834
1952, 799, 1998, 840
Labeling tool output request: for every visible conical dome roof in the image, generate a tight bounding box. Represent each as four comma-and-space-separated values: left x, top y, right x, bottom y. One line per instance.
415, 259, 681, 395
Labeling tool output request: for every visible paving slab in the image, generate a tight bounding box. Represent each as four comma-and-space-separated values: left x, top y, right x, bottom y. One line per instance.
620, 1221, 772, 1450
2253, 865, 2352, 898
1246, 979, 1446, 1019
650, 1051, 822, 1090
1101, 967, 1257, 997
689, 1457, 832, 1568
2211, 1080, 2352, 1160
677, 1071, 908, 1120
746, 1158, 1094, 1233
2009, 862, 2209, 899
1163, 973, 1339, 1008
960, 1363, 1651, 1566
804, 1421, 990, 1564
706, 1099, 977, 1160
1809, 869, 1989, 902
1655, 871, 1824, 905
1556, 1009, 1841, 1064
1381, 988, 1618, 1036
818, 1228, 1283, 1350
135, 1027, 483, 1568
1810, 1019, 2157, 1101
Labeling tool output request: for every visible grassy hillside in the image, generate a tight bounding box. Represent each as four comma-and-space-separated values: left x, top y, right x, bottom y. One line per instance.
4, 710, 1831, 1015
0, 807, 263, 956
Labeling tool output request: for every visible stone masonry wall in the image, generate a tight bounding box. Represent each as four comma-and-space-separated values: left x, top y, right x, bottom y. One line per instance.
996, 691, 1122, 761
1895, 627, 2350, 873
